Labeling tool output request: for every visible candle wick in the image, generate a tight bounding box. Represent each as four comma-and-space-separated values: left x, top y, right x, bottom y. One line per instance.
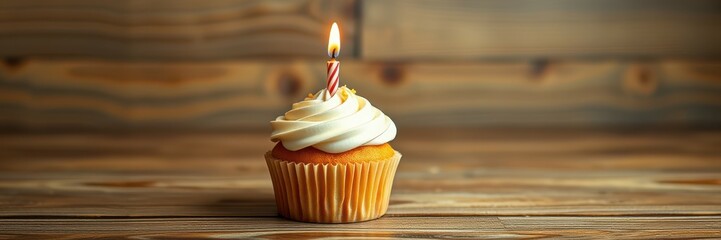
332, 49, 338, 59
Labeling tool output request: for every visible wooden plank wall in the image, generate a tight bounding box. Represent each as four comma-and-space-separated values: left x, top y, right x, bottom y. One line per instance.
0, 0, 357, 60
1, 0, 720, 131
362, 0, 721, 60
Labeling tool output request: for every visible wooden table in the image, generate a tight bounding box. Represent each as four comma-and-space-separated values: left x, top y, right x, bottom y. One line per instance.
1, 129, 720, 238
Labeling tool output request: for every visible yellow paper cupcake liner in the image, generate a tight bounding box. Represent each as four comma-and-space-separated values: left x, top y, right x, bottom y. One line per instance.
265, 151, 401, 223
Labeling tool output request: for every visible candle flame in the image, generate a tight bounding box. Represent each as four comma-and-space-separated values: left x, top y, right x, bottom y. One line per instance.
328, 22, 340, 58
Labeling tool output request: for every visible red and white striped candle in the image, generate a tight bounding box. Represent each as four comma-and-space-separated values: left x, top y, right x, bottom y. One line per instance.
327, 22, 341, 98
327, 59, 340, 96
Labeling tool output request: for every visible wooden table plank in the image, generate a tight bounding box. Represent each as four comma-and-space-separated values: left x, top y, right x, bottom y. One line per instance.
1, 130, 720, 220
0, 217, 718, 239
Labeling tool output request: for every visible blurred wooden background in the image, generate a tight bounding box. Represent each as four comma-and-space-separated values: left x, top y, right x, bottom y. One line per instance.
1, 0, 721, 131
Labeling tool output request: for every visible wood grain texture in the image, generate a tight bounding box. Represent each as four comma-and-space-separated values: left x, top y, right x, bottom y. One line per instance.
0, 217, 719, 239
0, 0, 356, 60
0, 130, 720, 238
2, 60, 721, 130
362, 0, 721, 60
1, 130, 720, 218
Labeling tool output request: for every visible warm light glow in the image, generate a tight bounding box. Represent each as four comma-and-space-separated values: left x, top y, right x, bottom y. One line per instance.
328, 22, 340, 58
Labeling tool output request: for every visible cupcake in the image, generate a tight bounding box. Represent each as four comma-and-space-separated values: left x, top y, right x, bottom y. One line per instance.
266, 86, 400, 223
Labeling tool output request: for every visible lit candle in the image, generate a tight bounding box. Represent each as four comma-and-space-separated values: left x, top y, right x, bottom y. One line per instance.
327, 22, 341, 98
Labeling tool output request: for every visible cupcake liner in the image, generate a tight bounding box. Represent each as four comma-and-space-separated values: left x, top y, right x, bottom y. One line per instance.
265, 151, 401, 223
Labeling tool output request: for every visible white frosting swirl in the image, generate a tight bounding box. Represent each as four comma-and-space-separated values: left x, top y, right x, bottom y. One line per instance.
271, 86, 396, 153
